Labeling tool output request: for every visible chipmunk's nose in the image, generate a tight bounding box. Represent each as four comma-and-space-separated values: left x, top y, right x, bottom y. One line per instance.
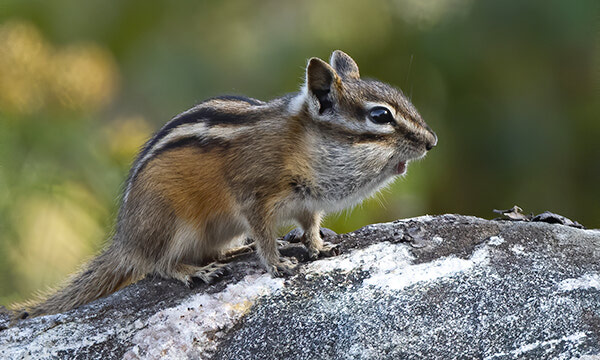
425, 128, 437, 151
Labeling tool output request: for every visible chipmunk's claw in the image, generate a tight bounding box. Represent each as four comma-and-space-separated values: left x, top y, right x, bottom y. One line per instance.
319, 241, 341, 257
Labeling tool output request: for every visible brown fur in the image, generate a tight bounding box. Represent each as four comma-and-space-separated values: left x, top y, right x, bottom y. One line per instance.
147, 147, 235, 224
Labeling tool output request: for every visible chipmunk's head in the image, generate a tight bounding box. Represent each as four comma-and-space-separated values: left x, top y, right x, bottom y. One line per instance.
296, 50, 437, 177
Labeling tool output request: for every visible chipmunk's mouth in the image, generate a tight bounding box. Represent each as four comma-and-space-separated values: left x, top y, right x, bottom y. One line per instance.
395, 161, 407, 175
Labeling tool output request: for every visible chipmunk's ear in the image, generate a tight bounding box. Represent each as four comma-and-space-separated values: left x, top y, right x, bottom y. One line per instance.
306, 57, 338, 114
330, 50, 360, 80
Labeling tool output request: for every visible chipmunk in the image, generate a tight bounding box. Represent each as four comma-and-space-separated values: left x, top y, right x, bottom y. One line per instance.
20, 50, 437, 317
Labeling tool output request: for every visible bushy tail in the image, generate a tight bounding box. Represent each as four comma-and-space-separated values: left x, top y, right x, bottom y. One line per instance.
16, 244, 141, 318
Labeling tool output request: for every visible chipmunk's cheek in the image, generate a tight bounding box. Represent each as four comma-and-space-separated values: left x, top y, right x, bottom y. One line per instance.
395, 161, 407, 175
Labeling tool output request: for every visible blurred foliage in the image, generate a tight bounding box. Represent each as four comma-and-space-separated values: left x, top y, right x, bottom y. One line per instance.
0, 0, 598, 304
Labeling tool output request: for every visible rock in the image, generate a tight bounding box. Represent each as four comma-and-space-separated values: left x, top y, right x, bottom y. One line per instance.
1, 215, 599, 359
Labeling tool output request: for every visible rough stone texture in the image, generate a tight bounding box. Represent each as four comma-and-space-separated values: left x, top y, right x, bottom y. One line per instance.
1, 214, 600, 359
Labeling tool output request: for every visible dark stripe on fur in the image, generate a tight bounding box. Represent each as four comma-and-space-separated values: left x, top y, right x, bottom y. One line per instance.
311, 118, 390, 144
130, 135, 230, 186
155, 135, 230, 156
128, 106, 262, 187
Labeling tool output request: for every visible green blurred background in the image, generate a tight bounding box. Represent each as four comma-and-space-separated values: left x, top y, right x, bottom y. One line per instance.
1, 0, 598, 305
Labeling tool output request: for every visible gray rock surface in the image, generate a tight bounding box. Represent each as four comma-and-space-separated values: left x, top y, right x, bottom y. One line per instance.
1, 214, 599, 359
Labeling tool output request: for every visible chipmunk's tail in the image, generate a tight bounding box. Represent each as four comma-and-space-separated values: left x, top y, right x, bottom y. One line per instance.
14, 243, 142, 318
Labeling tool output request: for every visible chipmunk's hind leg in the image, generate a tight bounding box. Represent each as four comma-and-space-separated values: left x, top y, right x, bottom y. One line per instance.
165, 262, 230, 287
219, 240, 255, 261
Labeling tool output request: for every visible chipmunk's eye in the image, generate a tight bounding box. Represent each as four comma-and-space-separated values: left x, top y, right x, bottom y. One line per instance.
368, 107, 395, 125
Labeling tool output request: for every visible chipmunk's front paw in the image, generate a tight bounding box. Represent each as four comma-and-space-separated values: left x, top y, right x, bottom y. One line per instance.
320, 241, 341, 257
268, 257, 298, 277
307, 241, 341, 260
